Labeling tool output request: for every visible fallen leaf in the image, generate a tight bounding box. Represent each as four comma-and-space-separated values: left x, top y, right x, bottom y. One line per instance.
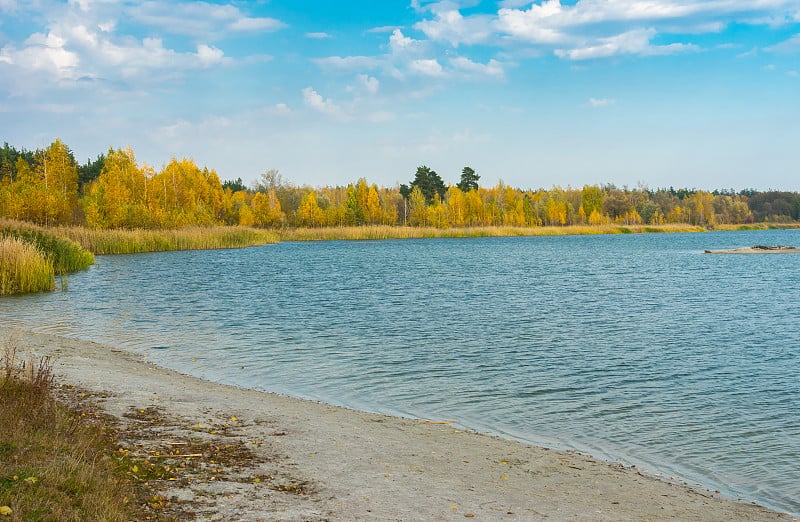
24, 476, 38, 484
0, 506, 11, 516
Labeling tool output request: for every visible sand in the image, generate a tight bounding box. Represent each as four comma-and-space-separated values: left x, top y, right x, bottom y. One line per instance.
4, 327, 793, 521
704, 245, 800, 254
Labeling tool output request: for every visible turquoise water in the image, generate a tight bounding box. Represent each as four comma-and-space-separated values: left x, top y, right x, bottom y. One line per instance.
2, 230, 799, 515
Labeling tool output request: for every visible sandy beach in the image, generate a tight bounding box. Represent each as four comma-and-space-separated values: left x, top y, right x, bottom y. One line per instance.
4, 327, 793, 521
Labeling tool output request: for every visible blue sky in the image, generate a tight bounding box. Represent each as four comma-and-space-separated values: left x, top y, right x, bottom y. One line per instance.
1, 1, 799, 191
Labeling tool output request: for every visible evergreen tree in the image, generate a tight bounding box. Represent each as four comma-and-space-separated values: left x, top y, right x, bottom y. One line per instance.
78, 154, 106, 189
408, 165, 446, 204
456, 166, 480, 192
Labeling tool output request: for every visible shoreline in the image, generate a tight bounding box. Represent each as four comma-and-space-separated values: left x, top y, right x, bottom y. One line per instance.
5, 327, 794, 521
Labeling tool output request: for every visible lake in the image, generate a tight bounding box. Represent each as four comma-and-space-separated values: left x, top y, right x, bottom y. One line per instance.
2, 229, 799, 515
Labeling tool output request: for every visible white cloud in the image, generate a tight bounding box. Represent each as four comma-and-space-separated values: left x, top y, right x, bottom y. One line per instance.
415, 9, 494, 46
410, 58, 445, 76
230, 17, 285, 32
302, 87, 348, 119
449, 56, 505, 79
97, 20, 116, 33
306, 32, 332, 39
589, 97, 615, 107
358, 74, 380, 95
367, 25, 401, 33
555, 28, 698, 60
765, 33, 800, 53
1, 19, 233, 88
313, 55, 382, 71
495, 0, 800, 58
389, 29, 423, 54
196, 44, 225, 66
496, 0, 570, 44
126, 2, 285, 38
1, 32, 80, 79
368, 111, 396, 123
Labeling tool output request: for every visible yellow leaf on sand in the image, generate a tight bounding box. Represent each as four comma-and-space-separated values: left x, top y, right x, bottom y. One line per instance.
230, 417, 238, 422
0, 506, 11, 516
501, 475, 509, 481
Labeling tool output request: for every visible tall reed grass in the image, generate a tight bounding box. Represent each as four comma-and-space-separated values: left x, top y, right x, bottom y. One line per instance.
277, 223, 706, 242
0, 236, 55, 295
0, 219, 94, 274
56, 226, 279, 255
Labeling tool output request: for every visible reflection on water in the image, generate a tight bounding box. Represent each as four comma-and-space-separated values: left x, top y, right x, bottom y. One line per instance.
2, 230, 799, 514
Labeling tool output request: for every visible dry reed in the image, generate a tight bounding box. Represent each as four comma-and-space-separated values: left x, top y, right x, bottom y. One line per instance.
55, 226, 279, 255
0, 236, 55, 295
276, 223, 706, 242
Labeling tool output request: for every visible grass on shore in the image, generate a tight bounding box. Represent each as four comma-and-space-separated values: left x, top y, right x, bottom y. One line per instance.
55, 225, 279, 255
0, 338, 136, 521
276, 223, 707, 241
0, 219, 94, 274
0, 236, 55, 296
712, 223, 800, 231
0, 220, 279, 296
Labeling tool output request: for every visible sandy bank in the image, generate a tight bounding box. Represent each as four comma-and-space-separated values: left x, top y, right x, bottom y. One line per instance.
4, 328, 792, 521
704, 245, 800, 254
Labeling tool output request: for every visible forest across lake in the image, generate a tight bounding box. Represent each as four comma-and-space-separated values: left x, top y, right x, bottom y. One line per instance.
3, 140, 800, 230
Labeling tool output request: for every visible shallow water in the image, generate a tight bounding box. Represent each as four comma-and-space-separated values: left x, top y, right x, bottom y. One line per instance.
2, 229, 799, 514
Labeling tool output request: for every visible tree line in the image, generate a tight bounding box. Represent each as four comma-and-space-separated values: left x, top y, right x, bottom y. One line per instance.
2, 140, 799, 230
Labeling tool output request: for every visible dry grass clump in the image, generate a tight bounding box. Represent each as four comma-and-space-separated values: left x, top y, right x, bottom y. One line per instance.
0, 236, 55, 295
56, 225, 279, 255
0, 338, 136, 521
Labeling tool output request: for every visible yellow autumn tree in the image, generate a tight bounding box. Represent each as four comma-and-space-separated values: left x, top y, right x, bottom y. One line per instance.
407, 186, 428, 227
251, 189, 285, 227
83, 147, 148, 229
297, 190, 323, 227
37, 139, 79, 225
445, 187, 467, 227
